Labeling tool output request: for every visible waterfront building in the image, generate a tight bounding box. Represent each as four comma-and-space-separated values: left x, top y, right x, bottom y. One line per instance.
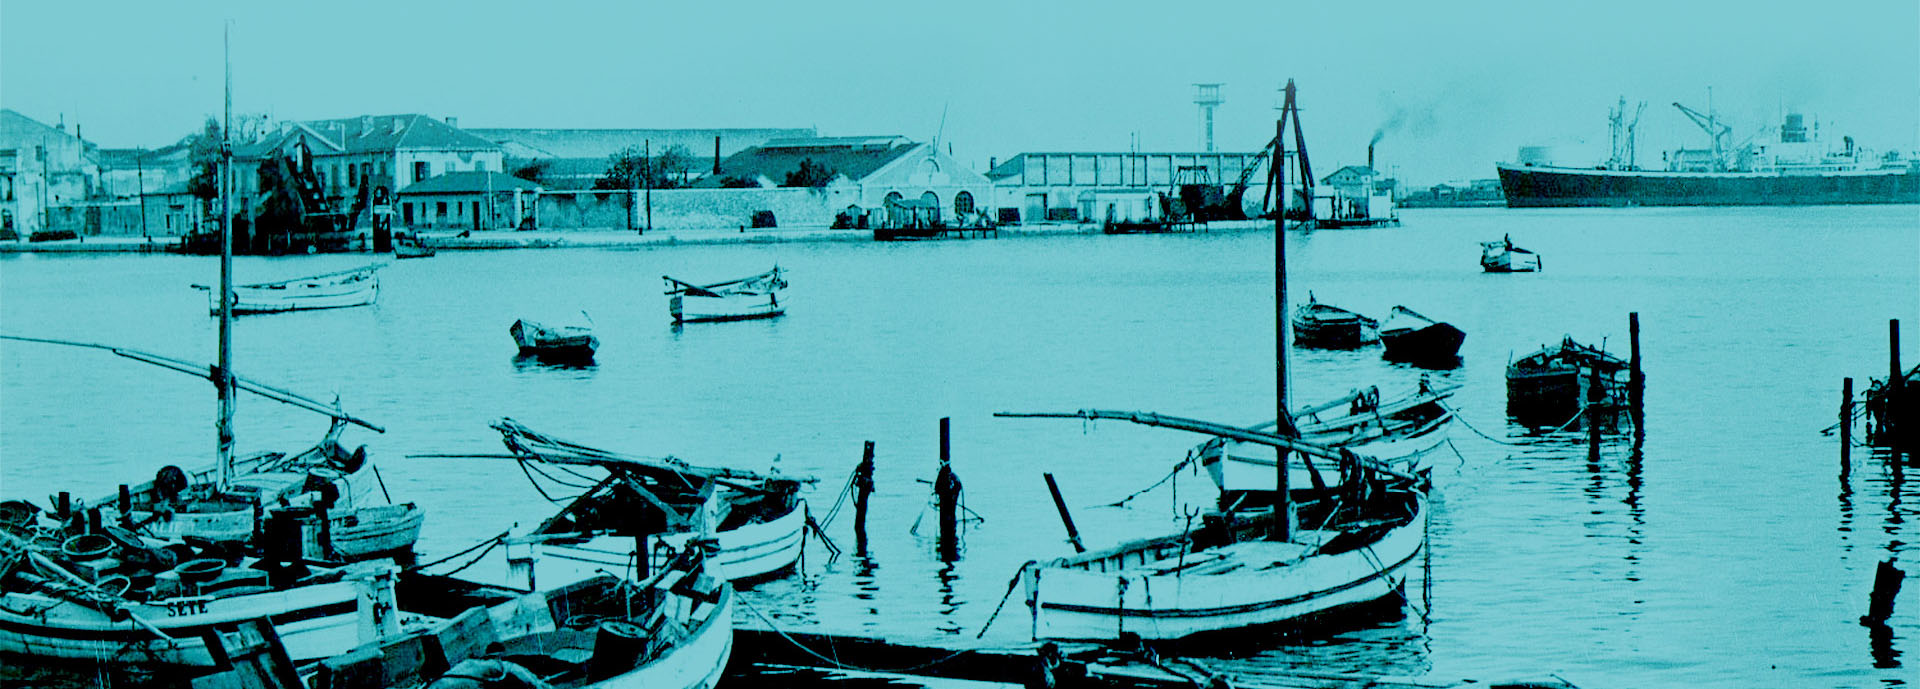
705, 136, 992, 226
228, 114, 503, 210
469, 127, 815, 190
985, 151, 1268, 224
0, 109, 101, 237
396, 171, 542, 230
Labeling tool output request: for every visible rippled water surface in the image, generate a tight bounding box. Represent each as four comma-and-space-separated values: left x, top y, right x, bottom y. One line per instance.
3, 206, 1917, 688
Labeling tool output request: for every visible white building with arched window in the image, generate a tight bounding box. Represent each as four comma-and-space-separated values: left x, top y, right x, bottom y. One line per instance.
703, 136, 992, 226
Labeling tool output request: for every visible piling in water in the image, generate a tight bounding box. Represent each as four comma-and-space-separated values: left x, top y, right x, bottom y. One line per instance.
1044, 473, 1086, 553
1629, 312, 1644, 433
1862, 559, 1904, 626
936, 417, 962, 560
1587, 367, 1604, 462
1842, 377, 1854, 475
853, 440, 875, 553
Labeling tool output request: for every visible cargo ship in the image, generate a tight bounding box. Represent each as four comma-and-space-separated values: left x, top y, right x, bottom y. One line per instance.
1498, 100, 1920, 207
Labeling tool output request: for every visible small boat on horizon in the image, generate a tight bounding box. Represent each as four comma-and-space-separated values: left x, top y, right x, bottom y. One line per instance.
1379, 306, 1465, 368
1293, 293, 1379, 349
664, 267, 787, 325
1480, 234, 1541, 272
192, 266, 381, 315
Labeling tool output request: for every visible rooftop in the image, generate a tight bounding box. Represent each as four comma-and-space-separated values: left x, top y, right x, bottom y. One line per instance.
398, 171, 540, 195
704, 136, 920, 186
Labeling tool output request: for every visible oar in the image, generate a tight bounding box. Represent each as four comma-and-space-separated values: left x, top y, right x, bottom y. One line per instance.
0, 531, 174, 642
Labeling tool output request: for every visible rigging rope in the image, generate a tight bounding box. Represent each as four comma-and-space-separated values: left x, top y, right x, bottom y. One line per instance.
407, 530, 511, 574
736, 594, 976, 674
975, 561, 1034, 639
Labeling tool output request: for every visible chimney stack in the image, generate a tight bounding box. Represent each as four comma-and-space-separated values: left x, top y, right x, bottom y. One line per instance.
714, 135, 721, 176
1367, 144, 1374, 170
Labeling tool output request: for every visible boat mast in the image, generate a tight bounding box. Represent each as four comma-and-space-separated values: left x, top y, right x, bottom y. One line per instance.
216, 23, 235, 492
1271, 105, 1294, 542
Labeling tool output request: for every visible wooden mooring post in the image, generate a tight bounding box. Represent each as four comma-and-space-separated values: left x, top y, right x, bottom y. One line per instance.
1890, 319, 1903, 458
1841, 377, 1854, 476
853, 440, 875, 553
1587, 367, 1604, 462
1628, 312, 1644, 433
935, 417, 962, 561
1043, 473, 1086, 553
1862, 559, 1904, 626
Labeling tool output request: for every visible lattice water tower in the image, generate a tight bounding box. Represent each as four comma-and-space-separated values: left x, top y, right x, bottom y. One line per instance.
1194, 83, 1223, 152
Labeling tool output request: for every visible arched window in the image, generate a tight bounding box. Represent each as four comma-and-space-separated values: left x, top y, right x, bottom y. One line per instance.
953, 191, 975, 216
885, 191, 904, 206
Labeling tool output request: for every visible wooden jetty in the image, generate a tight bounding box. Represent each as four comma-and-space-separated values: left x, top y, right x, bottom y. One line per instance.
732, 627, 1578, 689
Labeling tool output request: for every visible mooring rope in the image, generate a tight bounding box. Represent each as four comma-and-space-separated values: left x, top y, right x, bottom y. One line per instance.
975, 561, 1034, 638
1438, 399, 1588, 448
407, 530, 510, 574
736, 594, 975, 674
1100, 455, 1197, 509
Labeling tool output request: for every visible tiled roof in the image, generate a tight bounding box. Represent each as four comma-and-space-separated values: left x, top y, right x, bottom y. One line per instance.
702, 137, 920, 186
1321, 165, 1376, 184
469, 127, 814, 160
985, 154, 1026, 180
298, 115, 499, 153
397, 171, 540, 195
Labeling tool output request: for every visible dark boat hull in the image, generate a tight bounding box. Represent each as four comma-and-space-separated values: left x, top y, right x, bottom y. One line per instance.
1506, 369, 1626, 428
1294, 319, 1372, 349
1381, 325, 1464, 366
1497, 163, 1920, 207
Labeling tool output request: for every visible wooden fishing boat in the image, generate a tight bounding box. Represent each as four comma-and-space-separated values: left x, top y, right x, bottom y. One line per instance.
310, 481, 734, 689
1379, 306, 1465, 366
1200, 380, 1457, 493
0, 42, 423, 671
1506, 337, 1630, 430
0, 519, 402, 667
664, 267, 786, 325
394, 236, 435, 259
1480, 234, 1540, 272
194, 266, 382, 315
510, 319, 598, 360
1293, 294, 1379, 349
461, 419, 813, 582
999, 410, 1428, 642
997, 99, 1429, 643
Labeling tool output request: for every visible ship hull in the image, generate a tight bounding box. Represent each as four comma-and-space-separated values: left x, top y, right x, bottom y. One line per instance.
1497, 163, 1920, 207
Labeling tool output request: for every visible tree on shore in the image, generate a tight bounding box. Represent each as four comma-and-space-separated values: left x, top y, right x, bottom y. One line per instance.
594, 144, 696, 190
187, 117, 223, 207
782, 159, 836, 188
511, 159, 550, 185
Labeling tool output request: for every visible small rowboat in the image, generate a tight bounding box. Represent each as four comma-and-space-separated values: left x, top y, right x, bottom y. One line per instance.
664, 267, 786, 325
1480, 234, 1541, 272
1507, 336, 1629, 429
510, 319, 598, 361
1293, 293, 1379, 349
193, 266, 381, 315
1379, 306, 1465, 367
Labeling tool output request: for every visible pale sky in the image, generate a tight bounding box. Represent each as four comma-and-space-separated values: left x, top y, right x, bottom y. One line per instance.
4, 0, 1916, 186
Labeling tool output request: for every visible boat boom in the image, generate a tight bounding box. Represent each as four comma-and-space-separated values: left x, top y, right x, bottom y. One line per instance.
995, 409, 1424, 485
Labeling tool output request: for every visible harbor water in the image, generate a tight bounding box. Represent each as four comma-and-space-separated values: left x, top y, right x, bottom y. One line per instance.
2, 206, 1916, 688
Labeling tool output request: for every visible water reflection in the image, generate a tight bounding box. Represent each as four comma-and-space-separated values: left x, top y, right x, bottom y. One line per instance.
932, 561, 963, 635
511, 352, 598, 372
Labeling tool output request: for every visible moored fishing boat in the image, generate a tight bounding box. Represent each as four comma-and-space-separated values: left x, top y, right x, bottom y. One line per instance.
510, 319, 598, 361
1506, 337, 1629, 430
664, 267, 786, 325
1480, 234, 1540, 272
999, 410, 1428, 641
1200, 380, 1457, 492
1292, 293, 1379, 349
1379, 306, 1465, 367
394, 235, 435, 259
418, 419, 813, 582
194, 266, 382, 315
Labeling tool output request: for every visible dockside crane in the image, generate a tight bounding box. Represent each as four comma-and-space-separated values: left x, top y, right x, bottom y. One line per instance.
1673, 101, 1732, 171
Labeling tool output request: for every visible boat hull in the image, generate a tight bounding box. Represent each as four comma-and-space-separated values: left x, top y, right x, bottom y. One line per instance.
208, 271, 380, 315
1496, 162, 1920, 207
1293, 319, 1374, 349
1023, 496, 1425, 641
1480, 249, 1540, 272
0, 573, 368, 667
670, 294, 785, 324
1381, 325, 1465, 365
